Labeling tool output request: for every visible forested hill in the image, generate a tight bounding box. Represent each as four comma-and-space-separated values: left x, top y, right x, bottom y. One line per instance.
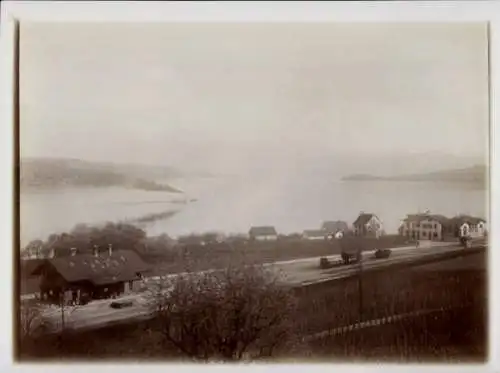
342, 165, 487, 187
20, 158, 184, 193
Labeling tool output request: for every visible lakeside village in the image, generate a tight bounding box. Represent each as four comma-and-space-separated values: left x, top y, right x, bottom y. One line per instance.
21, 211, 487, 306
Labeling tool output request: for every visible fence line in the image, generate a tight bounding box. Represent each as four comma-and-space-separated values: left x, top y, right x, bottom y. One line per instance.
302, 303, 474, 342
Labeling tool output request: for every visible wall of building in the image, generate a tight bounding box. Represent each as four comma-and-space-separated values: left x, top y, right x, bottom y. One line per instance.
254, 235, 278, 241
355, 216, 383, 238
124, 280, 143, 293
400, 219, 443, 241
460, 222, 487, 238
304, 235, 325, 241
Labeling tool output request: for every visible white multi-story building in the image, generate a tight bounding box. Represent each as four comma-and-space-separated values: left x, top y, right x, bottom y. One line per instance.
399, 212, 487, 241
399, 213, 448, 241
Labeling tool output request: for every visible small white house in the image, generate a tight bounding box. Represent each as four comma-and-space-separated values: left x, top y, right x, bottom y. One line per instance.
326, 231, 345, 240
459, 219, 487, 239
249, 226, 278, 241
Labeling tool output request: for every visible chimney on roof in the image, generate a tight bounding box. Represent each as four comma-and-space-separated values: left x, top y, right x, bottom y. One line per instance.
108, 244, 113, 256
93, 245, 99, 258
70, 247, 77, 257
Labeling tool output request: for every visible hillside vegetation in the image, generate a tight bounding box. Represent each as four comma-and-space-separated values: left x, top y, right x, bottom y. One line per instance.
343, 165, 487, 187
20, 158, 183, 193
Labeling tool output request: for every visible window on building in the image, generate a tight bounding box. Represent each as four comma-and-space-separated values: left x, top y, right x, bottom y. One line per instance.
433, 232, 438, 238
422, 232, 427, 237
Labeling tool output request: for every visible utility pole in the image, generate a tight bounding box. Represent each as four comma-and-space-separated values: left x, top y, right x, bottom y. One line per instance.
358, 248, 363, 323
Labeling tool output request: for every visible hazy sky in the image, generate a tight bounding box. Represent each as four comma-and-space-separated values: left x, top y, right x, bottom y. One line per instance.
20, 22, 489, 171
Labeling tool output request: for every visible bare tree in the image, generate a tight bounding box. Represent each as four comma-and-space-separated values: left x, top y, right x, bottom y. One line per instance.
19, 300, 53, 354
56, 291, 80, 333
147, 265, 297, 361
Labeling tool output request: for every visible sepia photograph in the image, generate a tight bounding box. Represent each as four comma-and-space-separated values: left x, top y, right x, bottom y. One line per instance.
8, 8, 492, 365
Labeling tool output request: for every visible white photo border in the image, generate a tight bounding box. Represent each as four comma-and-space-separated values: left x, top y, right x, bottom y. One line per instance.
0, 1, 498, 372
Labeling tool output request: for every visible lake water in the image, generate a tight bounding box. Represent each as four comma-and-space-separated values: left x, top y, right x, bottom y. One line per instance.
20, 174, 487, 247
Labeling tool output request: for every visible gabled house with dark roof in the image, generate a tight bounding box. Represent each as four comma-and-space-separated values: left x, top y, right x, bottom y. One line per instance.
302, 229, 327, 241
353, 213, 383, 238
321, 221, 349, 235
177, 234, 205, 246
30, 247, 150, 305
248, 226, 278, 241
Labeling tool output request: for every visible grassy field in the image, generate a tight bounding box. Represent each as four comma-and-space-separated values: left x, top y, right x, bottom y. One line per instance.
18, 251, 486, 362
148, 235, 411, 275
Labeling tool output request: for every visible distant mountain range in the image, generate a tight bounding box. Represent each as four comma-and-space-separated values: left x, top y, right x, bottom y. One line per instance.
20, 158, 184, 193
342, 165, 487, 187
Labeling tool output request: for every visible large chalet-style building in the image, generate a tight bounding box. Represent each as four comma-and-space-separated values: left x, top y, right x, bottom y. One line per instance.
352, 213, 384, 238
30, 246, 150, 305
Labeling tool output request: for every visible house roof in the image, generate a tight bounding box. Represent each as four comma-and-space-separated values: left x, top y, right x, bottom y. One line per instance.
303, 230, 326, 238
403, 214, 449, 224
353, 213, 376, 227
321, 221, 349, 233
429, 214, 449, 224
249, 226, 277, 236
21, 258, 46, 278
449, 215, 486, 226
202, 232, 225, 241
177, 235, 205, 245
31, 249, 151, 285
